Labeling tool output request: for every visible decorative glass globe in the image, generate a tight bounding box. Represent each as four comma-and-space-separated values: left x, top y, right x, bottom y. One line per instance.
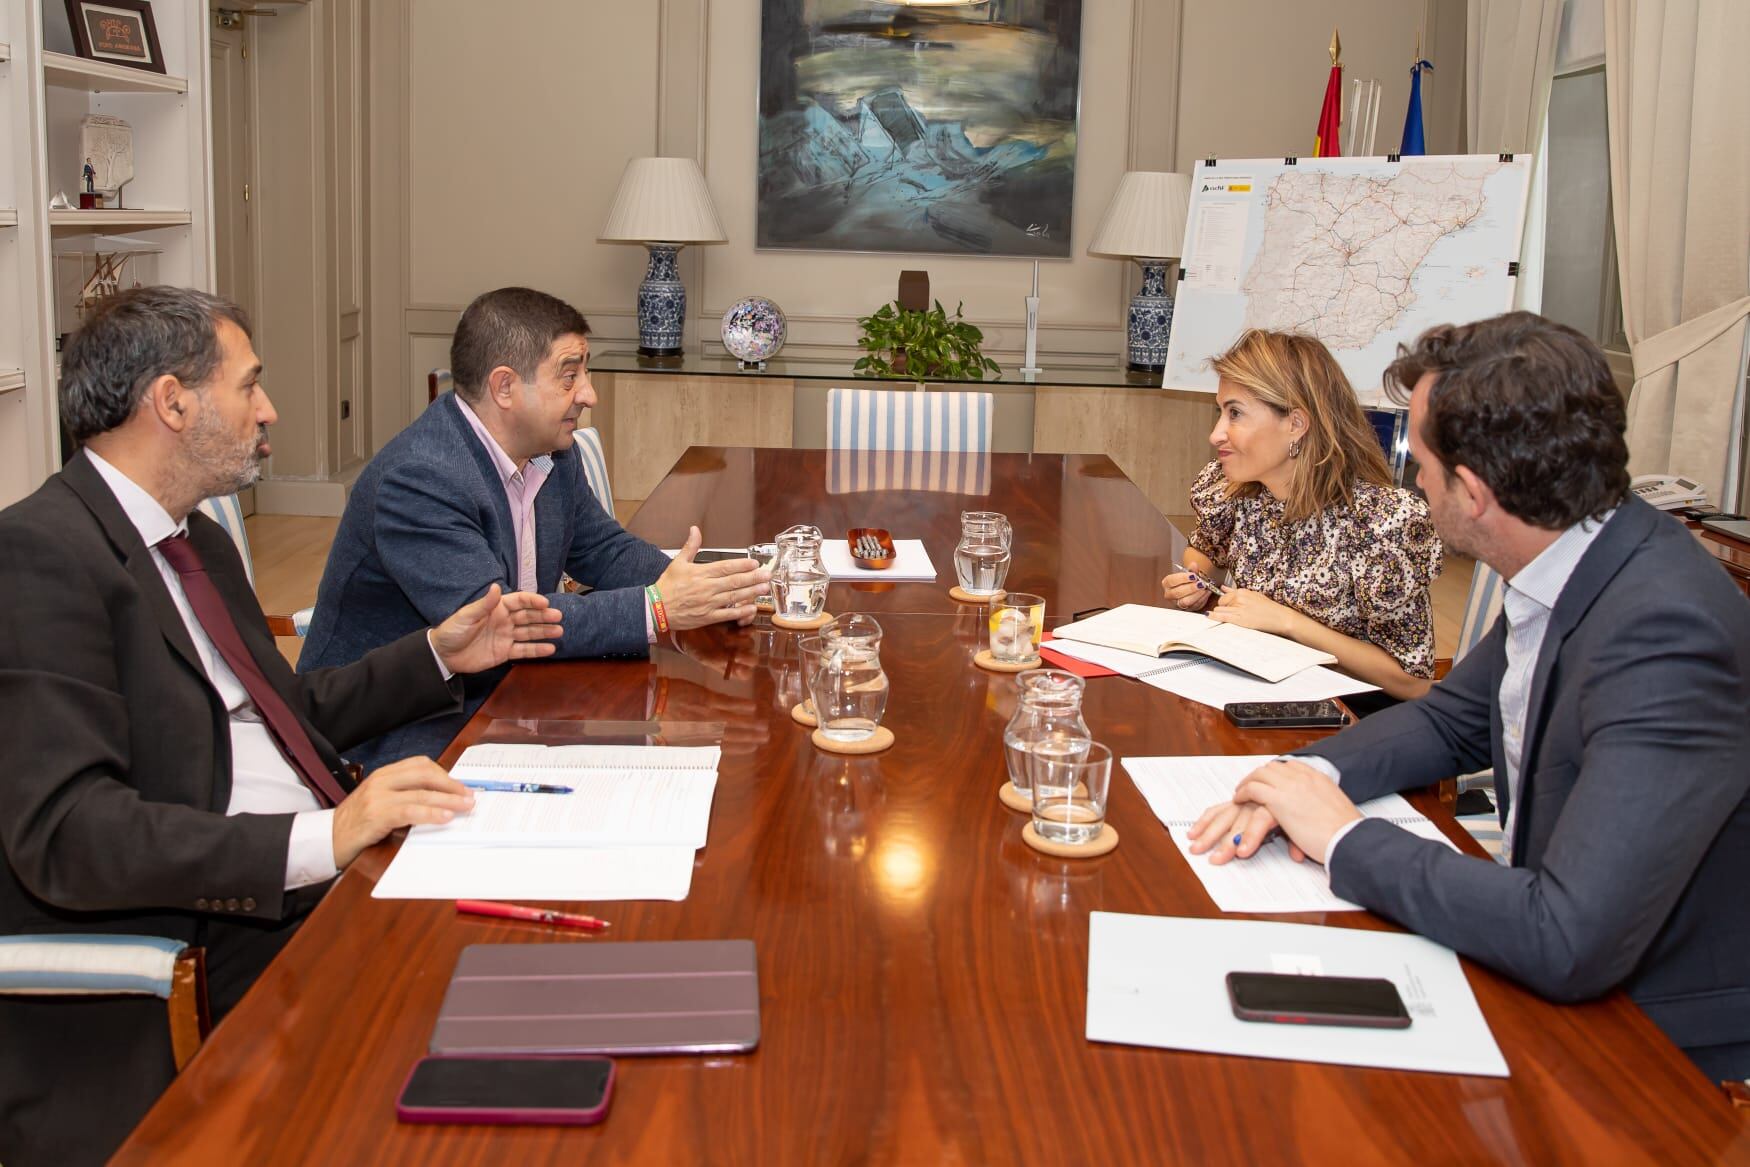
720, 296, 787, 364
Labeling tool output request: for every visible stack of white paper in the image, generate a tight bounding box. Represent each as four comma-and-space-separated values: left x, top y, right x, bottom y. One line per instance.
818, 538, 938, 581
1086, 912, 1509, 1077
373, 744, 720, 902
1045, 638, 1378, 709
1122, 754, 1457, 913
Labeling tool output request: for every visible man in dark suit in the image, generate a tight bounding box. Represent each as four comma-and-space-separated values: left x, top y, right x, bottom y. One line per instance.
298, 286, 769, 768
0, 286, 563, 1166
1191, 312, 1750, 1080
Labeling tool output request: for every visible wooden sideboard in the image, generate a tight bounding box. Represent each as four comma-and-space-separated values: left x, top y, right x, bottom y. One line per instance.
587, 352, 1221, 521
1694, 521, 1750, 598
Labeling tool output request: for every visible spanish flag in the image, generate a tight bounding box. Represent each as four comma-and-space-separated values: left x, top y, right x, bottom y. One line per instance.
1314, 29, 1343, 157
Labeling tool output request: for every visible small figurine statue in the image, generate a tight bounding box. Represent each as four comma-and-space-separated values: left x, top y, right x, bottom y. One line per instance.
83, 158, 96, 194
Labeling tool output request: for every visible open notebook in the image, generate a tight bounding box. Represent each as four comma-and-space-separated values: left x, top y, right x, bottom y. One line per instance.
1051, 603, 1335, 684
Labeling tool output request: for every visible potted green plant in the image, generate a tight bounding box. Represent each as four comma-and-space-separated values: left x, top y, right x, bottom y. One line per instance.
853, 299, 1001, 384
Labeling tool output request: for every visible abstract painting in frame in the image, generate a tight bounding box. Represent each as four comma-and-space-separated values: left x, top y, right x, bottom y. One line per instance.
757, 0, 1084, 258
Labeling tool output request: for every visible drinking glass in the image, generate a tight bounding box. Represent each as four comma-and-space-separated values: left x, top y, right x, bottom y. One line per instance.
794, 634, 827, 717
988, 593, 1044, 662
1030, 742, 1113, 845
749, 541, 779, 608
1002, 670, 1089, 793
809, 628, 889, 743
953, 511, 1012, 597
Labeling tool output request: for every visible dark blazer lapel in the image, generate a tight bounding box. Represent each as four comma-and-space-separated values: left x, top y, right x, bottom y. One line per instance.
61, 451, 206, 681
438, 393, 520, 585
1508, 500, 1656, 851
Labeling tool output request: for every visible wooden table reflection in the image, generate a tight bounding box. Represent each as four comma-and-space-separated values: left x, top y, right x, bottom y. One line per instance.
115, 452, 1748, 1165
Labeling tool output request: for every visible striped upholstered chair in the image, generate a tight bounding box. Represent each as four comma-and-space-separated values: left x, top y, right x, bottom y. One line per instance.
825, 387, 993, 494
0, 934, 210, 1069
196, 494, 312, 637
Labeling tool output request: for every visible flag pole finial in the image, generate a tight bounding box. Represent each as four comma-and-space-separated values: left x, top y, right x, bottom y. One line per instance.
1413, 32, 1422, 67
1330, 28, 1342, 65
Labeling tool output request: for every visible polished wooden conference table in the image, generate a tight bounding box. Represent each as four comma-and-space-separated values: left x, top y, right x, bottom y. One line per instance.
118, 450, 1747, 1164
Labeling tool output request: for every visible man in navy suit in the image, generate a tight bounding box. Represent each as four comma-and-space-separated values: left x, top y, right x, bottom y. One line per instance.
1192, 312, 1750, 1080
299, 287, 769, 767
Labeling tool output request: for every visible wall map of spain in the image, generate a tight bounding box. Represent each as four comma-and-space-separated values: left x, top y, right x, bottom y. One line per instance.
1163, 155, 1533, 404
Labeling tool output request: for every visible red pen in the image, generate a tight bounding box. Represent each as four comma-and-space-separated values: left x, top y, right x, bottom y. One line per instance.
456, 899, 610, 932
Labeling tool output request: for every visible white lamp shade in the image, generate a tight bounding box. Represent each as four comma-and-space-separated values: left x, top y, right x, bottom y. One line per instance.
598, 157, 727, 244
1087, 171, 1192, 260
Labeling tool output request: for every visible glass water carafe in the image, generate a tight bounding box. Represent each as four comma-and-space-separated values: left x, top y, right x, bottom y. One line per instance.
1002, 669, 1090, 793
953, 510, 1012, 596
773, 525, 828, 620
811, 615, 889, 742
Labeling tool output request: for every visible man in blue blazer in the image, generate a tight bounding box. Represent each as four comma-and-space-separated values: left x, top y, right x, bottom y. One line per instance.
1191, 312, 1750, 1081
300, 288, 769, 767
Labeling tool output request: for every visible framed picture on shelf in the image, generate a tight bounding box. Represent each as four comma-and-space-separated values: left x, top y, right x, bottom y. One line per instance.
65, 0, 166, 74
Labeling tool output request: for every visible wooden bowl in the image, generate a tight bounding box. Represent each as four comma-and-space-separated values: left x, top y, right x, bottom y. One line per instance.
847, 527, 895, 570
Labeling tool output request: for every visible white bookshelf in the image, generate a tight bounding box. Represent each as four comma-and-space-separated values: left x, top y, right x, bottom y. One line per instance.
0, 0, 213, 507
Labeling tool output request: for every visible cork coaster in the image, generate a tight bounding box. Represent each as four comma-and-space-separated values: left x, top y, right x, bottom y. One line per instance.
1022, 821, 1119, 858
949, 586, 1004, 605
790, 702, 818, 728
974, 649, 1041, 673
772, 610, 835, 631
811, 725, 895, 755
998, 782, 1032, 812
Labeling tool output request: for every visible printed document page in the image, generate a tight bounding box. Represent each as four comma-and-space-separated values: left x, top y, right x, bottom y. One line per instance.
1123, 755, 1457, 912
1086, 912, 1509, 1077
372, 844, 695, 901
1044, 639, 1378, 708
406, 744, 720, 848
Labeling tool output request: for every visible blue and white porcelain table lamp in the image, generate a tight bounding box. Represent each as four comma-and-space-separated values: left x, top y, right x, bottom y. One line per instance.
599, 157, 727, 358
1088, 171, 1192, 374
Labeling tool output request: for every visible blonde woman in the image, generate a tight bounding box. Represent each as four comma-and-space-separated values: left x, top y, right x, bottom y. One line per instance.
1162, 330, 1442, 701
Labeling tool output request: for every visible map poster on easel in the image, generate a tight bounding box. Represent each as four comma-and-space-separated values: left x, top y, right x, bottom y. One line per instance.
1163, 154, 1533, 405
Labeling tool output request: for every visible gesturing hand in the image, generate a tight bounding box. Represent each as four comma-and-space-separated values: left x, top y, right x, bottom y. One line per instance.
331, 757, 474, 869
1161, 570, 1216, 611
654, 526, 771, 631
1207, 588, 1301, 638
430, 584, 564, 674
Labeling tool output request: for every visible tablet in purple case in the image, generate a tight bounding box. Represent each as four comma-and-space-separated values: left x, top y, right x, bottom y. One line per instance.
430, 940, 760, 1056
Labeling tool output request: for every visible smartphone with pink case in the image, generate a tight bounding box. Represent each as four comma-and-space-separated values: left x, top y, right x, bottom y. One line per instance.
395, 1054, 614, 1125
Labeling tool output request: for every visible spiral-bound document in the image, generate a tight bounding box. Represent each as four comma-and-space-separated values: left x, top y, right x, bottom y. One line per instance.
373, 744, 720, 901
1123, 755, 1458, 913
412, 743, 721, 848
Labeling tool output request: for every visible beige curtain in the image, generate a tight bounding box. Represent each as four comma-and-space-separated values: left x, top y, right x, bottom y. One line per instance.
1605, 0, 1750, 495
1467, 0, 1563, 152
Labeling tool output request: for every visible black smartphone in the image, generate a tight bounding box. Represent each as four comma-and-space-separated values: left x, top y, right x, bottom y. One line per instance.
692, 548, 750, 565
1226, 972, 1412, 1029
1223, 700, 1351, 728
396, 1055, 615, 1125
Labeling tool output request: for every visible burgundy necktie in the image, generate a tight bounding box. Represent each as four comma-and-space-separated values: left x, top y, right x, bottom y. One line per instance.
157, 531, 349, 808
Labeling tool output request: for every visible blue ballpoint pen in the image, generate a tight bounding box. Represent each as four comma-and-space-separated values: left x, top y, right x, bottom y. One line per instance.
460, 779, 574, 795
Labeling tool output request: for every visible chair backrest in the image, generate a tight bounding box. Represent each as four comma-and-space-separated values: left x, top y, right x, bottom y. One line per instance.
827, 387, 993, 455
196, 493, 255, 587
1454, 559, 1506, 663
1363, 407, 1410, 487
572, 426, 613, 511
0, 934, 209, 1069
429, 368, 453, 403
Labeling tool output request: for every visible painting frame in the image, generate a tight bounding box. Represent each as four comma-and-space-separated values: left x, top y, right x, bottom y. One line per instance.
756, 0, 1084, 259
65, 0, 167, 75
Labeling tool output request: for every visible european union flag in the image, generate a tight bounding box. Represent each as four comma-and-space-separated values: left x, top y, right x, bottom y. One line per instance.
1401, 58, 1433, 156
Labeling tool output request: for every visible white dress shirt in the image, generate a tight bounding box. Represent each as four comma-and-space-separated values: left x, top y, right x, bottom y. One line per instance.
1316, 510, 1614, 872
87, 451, 339, 890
